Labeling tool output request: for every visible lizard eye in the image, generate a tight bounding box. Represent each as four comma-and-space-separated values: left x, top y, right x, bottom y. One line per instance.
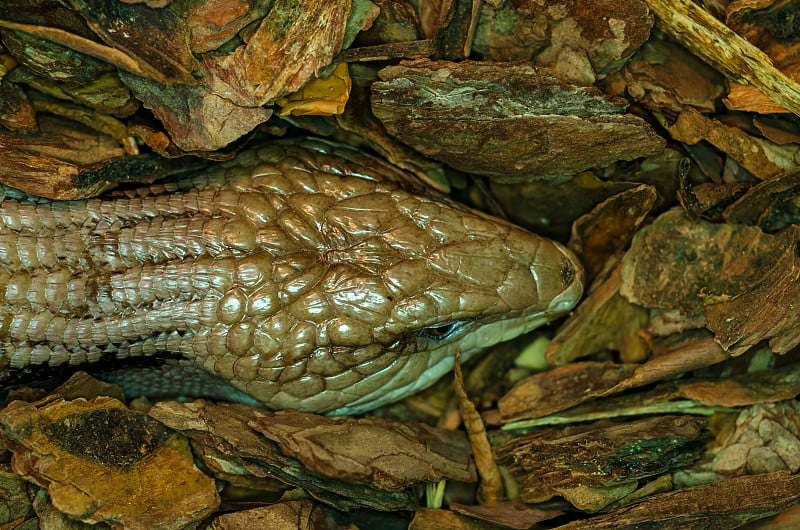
415, 321, 469, 343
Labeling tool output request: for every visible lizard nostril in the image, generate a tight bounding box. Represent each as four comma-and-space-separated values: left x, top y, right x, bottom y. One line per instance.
560, 259, 576, 287
547, 247, 584, 317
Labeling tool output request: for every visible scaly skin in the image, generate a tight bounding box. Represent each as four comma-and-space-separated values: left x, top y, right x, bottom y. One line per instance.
0, 138, 583, 414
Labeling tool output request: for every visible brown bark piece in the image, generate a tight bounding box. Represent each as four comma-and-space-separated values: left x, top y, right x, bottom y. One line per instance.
677, 180, 751, 222
678, 362, 800, 408
118, 70, 274, 152
149, 400, 476, 511
169, 0, 350, 150
611, 37, 724, 113
32, 489, 100, 530
47, 371, 126, 403
503, 333, 731, 424
356, 0, 421, 46
724, 166, 800, 229
335, 65, 448, 192
753, 114, 800, 145
253, 409, 477, 490
0, 18, 157, 83
712, 401, 800, 476
499, 361, 637, 423
0, 397, 219, 529
372, 59, 664, 181
621, 208, 800, 356
569, 184, 657, 282
667, 108, 784, 181
2, 0, 800, 526
497, 416, 707, 510
473, 0, 653, 83
629, 333, 730, 390
741, 504, 800, 530
557, 471, 800, 529
1, 109, 110, 178
0, 465, 34, 526
724, 1, 800, 113
185, 0, 270, 54
490, 173, 637, 241
239, 0, 350, 100
149, 401, 410, 512
210, 500, 348, 530
436, 0, 482, 60
4, 1, 351, 151
0, 0, 98, 43
0, 114, 203, 199
449, 501, 563, 529
0, 76, 36, 134
25, 95, 135, 155
1, 36, 136, 118
69, 0, 203, 85
544, 265, 650, 365
453, 356, 502, 504
500, 360, 800, 430
643, 0, 800, 114
409, 508, 487, 530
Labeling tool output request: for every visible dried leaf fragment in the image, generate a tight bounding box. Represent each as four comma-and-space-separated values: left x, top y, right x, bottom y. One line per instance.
277, 63, 352, 117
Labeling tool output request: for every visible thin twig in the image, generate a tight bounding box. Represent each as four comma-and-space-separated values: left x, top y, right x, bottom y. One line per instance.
453, 351, 504, 504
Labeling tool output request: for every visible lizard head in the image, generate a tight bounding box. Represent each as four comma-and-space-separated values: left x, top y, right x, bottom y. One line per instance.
204, 143, 585, 414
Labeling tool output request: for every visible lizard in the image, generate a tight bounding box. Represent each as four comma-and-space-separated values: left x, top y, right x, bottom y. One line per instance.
0, 137, 583, 415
